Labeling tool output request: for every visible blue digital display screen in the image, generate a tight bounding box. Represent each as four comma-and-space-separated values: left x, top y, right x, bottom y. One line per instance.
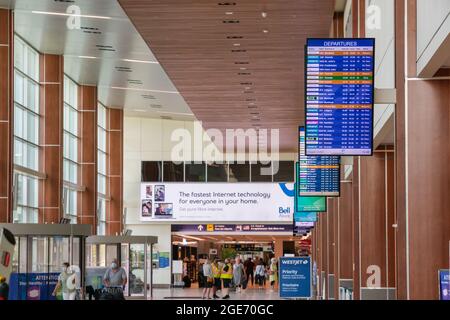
305, 38, 375, 156
299, 127, 340, 196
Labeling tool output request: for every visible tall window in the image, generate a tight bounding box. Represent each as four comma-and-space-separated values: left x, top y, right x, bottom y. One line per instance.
63, 76, 79, 223
13, 36, 40, 223
97, 103, 107, 235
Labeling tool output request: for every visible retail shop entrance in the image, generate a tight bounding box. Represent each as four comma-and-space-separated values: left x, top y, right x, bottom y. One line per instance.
170, 225, 312, 289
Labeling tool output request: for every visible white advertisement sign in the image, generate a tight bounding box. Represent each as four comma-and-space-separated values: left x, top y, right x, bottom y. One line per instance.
140, 183, 294, 222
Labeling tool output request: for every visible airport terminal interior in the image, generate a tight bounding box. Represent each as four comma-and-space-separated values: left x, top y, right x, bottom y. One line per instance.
0, 0, 449, 301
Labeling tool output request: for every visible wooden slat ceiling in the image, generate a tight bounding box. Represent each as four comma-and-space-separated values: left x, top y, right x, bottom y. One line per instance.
118, 0, 335, 152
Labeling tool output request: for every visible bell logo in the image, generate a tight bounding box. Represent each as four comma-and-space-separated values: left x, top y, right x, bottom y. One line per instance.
278, 207, 290, 216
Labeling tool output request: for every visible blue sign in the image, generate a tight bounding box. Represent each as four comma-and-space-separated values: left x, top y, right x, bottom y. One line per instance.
294, 211, 317, 223
8, 272, 59, 300
305, 38, 375, 156
439, 269, 450, 300
298, 128, 340, 196
279, 257, 312, 298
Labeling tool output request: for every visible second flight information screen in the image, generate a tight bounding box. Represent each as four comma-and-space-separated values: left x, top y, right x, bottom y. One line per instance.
299, 127, 340, 197
305, 38, 375, 156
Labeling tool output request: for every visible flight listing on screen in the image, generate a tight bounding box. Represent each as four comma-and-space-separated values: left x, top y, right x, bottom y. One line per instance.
298, 127, 340, 197
305, 38, 375, 156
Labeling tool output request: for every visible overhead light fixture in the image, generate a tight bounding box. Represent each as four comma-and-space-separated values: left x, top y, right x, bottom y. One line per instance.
233, 43, 240, 46
132, 109, 146, 112
77, 55, 97, 59
261, 12, 267, 18
122, 59, 159, 64
263, 29, 269, 33
225, 12, 234, 15
31, 10, 112, 20
240, 67, 247, 70
69, 56, 159, 64
157, 111, 195, 116
109, 86, 179, 94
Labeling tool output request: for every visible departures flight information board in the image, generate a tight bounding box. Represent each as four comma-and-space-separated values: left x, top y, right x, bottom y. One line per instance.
305, 38, 375, 156
299, 127, 340, 196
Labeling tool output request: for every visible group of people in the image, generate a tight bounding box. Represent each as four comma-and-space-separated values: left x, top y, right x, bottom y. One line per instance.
53, 258, 127, 300
201, 256, 279, 299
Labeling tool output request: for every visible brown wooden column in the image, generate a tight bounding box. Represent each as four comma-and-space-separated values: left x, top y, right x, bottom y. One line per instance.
394, 0, 450, 300
326, 197, 336, 299
319, 212, 328, 299
336, 181, 353, 299
78, 85, 97, 233
106, 108, 123, 235
406, 80, 450, 299
352, 157, 361, 299
0, 9, 13, 223
357, 152, 396, 299
394, 0, 408, 301
39, 54, 63, 223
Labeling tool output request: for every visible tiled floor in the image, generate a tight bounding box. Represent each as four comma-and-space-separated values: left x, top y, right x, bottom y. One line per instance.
152, 286, 282, 300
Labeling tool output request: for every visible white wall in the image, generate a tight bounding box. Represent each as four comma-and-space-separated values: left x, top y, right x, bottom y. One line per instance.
124, 116, 296, 285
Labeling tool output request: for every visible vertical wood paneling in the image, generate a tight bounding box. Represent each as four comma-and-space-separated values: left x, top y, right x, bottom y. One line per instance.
394, 0, 408, 300
338, 182, 353, 280
407, 79, 450, 299
0, 9, 12, 222
38, 54, 63, 223
359, 154, 388, 288
78, 85, 97, 234
352, 157, 360, 299
106, 108, 123, 235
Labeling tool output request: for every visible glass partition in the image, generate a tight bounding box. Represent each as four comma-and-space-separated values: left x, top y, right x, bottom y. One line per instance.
129, 244, 145, 295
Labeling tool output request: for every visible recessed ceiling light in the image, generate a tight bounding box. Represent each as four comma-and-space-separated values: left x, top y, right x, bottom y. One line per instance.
263, 29, 269, 33
122, 59, 159, 64
77, 56, 97, 59
109, 86, 179, 94
157, 111, 195, 116
133, 109, 146, 112
31, 10, 112, 20
240, 67, 247, 70
233, 43, 240, 46
225, 12, 233, 15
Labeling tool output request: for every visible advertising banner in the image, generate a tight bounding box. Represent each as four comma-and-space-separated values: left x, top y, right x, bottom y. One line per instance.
8, 272, 59, 300
279, 257, 312, 298
140, 183, 294, 222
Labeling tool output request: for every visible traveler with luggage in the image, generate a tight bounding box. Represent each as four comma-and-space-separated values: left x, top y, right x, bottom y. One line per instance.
255, 260, 266, 289
52, 262, 76, 300
102, 258, 127, 300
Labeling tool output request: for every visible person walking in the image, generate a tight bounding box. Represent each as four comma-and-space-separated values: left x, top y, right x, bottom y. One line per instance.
52, 262, 76, 300
220, 258, 233, 299
269, 258, 278, 291
244, 257, 255, 287
255, 260, 266, 289
211, 259, 221, 299
233, 257, 245, 293
102, 258, 127, 300
202, 258, 213, 299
